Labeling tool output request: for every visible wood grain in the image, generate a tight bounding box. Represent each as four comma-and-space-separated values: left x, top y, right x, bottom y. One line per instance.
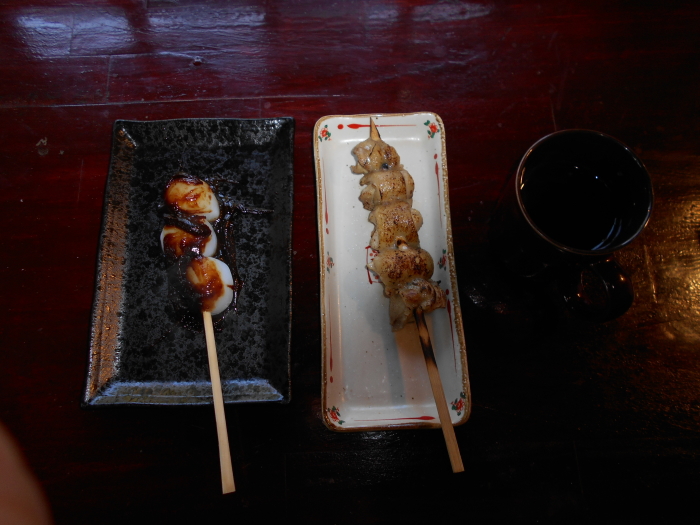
0, 0, 699, 523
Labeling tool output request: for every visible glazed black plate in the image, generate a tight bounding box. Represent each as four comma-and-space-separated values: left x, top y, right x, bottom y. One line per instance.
83, 118, 294, 406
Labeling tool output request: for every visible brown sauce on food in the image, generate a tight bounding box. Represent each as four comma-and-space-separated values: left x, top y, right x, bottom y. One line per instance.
164, 172, 217, 216
163, 226, 210, 260
161, 172, 271, 332
185, 256, 226, 313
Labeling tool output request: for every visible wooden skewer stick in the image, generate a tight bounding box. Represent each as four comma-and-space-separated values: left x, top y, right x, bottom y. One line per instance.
414, 307, 464, 473
202, 310, 236, 493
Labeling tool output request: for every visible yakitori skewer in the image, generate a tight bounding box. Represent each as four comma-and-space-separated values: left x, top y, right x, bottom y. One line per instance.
353, 119, 463, 473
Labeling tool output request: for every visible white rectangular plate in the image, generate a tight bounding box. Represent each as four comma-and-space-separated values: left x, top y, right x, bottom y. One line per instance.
314, 112, 471, 431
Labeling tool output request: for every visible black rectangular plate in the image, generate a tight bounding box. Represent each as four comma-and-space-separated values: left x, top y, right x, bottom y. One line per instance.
83, 118, 294, 406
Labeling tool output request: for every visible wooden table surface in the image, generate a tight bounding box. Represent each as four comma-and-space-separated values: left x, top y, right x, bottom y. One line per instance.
1, 0, 699, 522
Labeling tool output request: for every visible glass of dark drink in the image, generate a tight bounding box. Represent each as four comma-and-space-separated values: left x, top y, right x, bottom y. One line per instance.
489, 129, 653, 321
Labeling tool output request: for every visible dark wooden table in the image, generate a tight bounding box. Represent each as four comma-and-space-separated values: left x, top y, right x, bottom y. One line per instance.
1, 0, 699, 522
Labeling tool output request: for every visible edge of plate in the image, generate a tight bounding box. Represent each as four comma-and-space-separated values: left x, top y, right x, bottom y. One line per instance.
83, 120, 133, 407
83, 117, 296, 407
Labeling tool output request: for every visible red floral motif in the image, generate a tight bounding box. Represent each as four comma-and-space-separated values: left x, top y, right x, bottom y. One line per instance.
318, 124, 331, 141
438, 249, 447, 270
424, 120, 439, 138
328, 406, 345, 425
451, 392, 467, 416
326, 251, 335, 272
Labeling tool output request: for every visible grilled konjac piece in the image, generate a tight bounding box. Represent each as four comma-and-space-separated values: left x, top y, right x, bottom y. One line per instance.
352, 121, 446, 331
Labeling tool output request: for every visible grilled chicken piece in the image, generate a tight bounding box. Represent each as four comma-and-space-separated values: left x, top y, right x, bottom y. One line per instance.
350, 135, 402, 175
367, 246, 434, 296
368, 201, 423, 251
389, 278, 447, 331
359, 169, 415, 211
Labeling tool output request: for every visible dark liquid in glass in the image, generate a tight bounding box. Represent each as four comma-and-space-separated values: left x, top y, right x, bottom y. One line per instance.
521, 162, 622, 251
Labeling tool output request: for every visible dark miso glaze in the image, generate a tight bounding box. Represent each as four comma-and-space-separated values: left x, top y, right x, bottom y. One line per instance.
162, 172, 271, 332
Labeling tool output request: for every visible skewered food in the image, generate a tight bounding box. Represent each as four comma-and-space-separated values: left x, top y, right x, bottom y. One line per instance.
164, 173, 220, 221
353, 120, 446, 331
160, 219, 218, 260
185, 256, 234, 315
162, 172, 236, 324
350, 134, 401, 174
159, 166, 274, 493
161, 171, 273, 328
359, 169, 415, 210
162, 172, 236, 493
368, 200, 422, 250
343, 116, 464, 473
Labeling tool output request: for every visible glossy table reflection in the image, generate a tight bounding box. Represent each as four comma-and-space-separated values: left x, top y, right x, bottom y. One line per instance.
1, 1, 699, 523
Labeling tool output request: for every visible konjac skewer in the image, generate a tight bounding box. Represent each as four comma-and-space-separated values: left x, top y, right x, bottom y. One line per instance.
162, 173, 236, 493
352, 119, 464, 473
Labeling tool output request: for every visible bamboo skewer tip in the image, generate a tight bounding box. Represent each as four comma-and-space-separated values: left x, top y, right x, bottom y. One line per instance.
369, 117, 381, 140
